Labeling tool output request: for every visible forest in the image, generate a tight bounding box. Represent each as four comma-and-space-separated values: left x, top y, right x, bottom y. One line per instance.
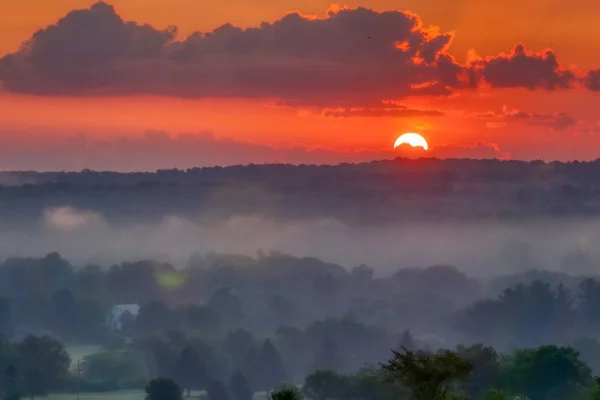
1, 157, 600, 227
0, 251, 600, 400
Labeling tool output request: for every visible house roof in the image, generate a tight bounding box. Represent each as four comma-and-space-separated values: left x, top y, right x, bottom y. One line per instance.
111, 304, 140, 315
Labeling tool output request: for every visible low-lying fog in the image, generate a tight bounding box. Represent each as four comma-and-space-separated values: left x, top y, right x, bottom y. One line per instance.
0, 205, 596, 278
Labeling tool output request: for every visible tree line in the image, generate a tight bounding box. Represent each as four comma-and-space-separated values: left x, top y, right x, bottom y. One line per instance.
1, 334, 598, 400
142, 342, 599, 400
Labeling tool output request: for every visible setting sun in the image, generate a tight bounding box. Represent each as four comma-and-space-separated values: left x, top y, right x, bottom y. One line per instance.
394, 133, 429, 151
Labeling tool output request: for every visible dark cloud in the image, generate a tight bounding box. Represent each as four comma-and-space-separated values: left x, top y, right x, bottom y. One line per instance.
549, 113, 578, 130
0, 2, 177, 95
468, 45, 576, 90
1, 3, 595, 104
476, 107, 577, 131
429, 142, 510, 160
583, 69, 600, 91
323, 104, 444, 118
0, 2, 466, 106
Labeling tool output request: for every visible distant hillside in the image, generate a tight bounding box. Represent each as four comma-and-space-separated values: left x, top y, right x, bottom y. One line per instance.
0, 157, 599, 225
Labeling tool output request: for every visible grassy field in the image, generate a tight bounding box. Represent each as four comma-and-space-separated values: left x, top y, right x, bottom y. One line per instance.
66, 345, 103, 363
46, 391, 145, 400
45, 390, 267, 400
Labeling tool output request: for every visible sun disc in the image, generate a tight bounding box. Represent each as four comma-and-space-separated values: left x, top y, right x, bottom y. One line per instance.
394, 133, 429, 150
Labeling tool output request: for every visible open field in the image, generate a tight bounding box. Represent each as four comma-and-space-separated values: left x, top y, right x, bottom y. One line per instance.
66, 345, 103, 363
45, 390, 267, 400
67, 344, 102, 364
46, 391, 145, 400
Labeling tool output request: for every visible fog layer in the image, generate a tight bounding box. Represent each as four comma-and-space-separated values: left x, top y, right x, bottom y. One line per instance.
0, 205, 590, 279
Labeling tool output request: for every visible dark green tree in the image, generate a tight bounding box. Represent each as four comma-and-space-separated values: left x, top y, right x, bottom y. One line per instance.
271, 386, 301, 400
145, 377, 183, 400
572, 338, 600, 373
591, 377, 600, 400
382, 348, 472, 400
501, 345, 593, 400
17, 335, 70, 392
484, 389, 510, 400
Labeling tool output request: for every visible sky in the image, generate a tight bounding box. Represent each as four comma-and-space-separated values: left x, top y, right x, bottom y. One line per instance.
2, 0, 600, 170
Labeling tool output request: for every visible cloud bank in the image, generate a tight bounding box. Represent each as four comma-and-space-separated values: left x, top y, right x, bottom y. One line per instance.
0, 2, 596, 108
475, 107, 578, 131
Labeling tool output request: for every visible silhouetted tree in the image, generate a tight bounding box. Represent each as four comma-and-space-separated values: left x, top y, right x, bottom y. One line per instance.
222, 330, 256, 372
21, 366, 44, 400
230, 372, 252, 400
172, 345, 205, 396
303, 370, 346, 400
554, 283, 575, 342
571, 338, 600, 373
258, 340, 287, 391
17, 335, 70, 392
579, 278, 600, 325
456, 344, 501, 400
2, 364, 19, 400
150, 339, 177, 378
0, 300, 12, 339
207, 379, 229, 400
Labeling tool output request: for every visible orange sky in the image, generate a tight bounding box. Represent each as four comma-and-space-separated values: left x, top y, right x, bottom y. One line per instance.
2, 0, 600, 170
4, 0, 600, 67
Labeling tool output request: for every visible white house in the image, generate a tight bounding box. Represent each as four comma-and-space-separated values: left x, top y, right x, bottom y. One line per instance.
107, 304, 140, 330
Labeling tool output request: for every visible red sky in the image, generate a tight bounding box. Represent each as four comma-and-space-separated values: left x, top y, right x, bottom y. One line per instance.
2, 0, 600, 170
